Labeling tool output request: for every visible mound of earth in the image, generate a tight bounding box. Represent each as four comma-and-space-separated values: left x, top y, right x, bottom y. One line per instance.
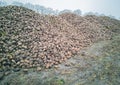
0, 6, 119, 72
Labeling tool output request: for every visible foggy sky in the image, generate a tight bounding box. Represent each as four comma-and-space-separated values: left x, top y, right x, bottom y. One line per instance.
4, 0, 120, 19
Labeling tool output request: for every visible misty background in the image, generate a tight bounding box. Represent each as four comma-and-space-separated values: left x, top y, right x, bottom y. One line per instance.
0, 0, 120, 19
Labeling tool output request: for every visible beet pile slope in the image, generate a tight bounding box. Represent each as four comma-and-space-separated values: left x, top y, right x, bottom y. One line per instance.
1, 6, 118, 71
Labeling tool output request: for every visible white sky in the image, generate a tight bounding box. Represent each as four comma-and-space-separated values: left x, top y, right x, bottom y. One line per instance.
5, 0, 120, 19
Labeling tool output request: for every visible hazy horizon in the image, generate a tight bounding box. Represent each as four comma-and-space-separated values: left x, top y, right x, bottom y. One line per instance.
2, 0, 120, 19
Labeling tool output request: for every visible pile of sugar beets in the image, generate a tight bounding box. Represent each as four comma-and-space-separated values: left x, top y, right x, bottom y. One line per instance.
1, 6, 119, 72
